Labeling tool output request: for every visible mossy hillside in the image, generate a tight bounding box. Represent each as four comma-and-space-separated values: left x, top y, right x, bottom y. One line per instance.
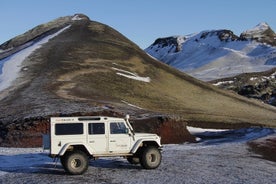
1, 15, 276, 128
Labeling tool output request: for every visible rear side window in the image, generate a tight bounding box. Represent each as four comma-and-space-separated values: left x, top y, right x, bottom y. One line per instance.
89, 123, 105, 135
55, 123, 83, 135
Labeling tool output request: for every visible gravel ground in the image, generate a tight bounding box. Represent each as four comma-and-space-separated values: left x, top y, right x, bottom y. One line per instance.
0, 129, 275, 184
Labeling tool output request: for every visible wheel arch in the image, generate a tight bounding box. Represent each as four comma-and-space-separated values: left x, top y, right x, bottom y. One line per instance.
131, 140, 161, 154
59, 143, 91, 157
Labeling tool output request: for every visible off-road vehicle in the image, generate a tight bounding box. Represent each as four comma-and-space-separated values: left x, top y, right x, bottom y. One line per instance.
43, 115, 162, 175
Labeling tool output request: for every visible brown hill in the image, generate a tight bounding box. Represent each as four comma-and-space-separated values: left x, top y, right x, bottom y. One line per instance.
0, 14, 276, 146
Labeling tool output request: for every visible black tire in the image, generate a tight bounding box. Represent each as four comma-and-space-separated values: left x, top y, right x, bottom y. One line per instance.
60, 155, 66, 168
63, 150, 89, 175
127, 157, 140, 165
140, 146, 161, 169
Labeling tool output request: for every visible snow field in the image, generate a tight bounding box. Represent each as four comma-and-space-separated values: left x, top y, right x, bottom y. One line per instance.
0, 25, 71, 92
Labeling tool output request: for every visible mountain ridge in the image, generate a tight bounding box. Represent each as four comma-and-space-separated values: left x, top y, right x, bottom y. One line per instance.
145, 22, 276, 81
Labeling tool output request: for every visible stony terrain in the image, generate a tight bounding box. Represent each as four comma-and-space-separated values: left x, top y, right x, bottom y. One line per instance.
0, 127, 275, 184
211, 68, 276, 107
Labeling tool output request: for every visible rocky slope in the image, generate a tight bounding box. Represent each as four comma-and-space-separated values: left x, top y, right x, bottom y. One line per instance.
211, 68, 276, 107
1, 14, 276, 147
145, 23, 276, 81
240, 22, 276, 47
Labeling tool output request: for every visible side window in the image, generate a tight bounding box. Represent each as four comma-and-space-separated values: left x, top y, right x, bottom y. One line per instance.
55, 123, 83, 135
110, 122, 127, 134
89, 123, 105, 135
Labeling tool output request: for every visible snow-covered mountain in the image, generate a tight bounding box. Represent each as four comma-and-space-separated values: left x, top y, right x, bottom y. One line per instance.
145, 23, 276, 81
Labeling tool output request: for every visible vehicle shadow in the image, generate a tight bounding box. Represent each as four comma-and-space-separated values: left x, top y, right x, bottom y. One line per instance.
0, 153, 65, 175
89, 158, 142, 170
0, 153, 141, 176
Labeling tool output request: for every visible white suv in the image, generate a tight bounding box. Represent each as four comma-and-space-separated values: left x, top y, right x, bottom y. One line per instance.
43, 115, 162, 175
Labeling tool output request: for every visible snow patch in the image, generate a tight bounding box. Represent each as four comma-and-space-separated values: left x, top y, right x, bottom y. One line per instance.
187, 126, 229, 142
112, 67, 151, 83
213, 80, 234, 86
0, 25, 71, 92
250, 77, 258, 81
72, 15, 83, 21
187, 126, 228, 134
121, 100, 143, 109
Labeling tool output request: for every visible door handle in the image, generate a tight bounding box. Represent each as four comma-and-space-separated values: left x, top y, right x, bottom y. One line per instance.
110, 140, 116, 142
89, 141, 95, 143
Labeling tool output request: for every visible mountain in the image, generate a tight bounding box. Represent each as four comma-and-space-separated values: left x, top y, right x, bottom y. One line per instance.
240, 22, 276, 46
145, 23, 276, 81
1, 14, 276, 146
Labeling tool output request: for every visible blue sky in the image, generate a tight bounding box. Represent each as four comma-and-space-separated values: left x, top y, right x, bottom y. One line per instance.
1, 0, 276, 49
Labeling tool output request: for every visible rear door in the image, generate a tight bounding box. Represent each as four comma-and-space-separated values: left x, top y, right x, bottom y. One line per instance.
51, 122, 84, 155
87, 122, 107, 154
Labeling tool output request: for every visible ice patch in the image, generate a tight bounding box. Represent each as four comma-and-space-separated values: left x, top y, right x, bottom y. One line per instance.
192, 127, 275, 145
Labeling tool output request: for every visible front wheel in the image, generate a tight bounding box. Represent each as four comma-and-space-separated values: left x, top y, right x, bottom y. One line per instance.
140, 146, 161, 169
63, 150, 89, 175
127, 157, 140, 165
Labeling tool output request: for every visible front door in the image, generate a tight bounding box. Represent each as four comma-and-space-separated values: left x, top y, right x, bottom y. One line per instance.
87, 122, 107, 154
108, 122, 131, 154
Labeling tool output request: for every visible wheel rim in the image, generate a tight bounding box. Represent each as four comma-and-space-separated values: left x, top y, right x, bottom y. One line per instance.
148, 153, 157, 163
71, 158, 81, 169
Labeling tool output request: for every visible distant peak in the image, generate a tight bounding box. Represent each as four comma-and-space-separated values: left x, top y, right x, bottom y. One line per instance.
240, 22, 276, 45
256, 22, 270, 29
150, 36, 185, 52
244, 22, 270, 34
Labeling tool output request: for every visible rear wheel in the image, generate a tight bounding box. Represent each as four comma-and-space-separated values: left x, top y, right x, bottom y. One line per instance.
140, 146, 161, 169
63, 150, 89, 175
60, 155, 66, 168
